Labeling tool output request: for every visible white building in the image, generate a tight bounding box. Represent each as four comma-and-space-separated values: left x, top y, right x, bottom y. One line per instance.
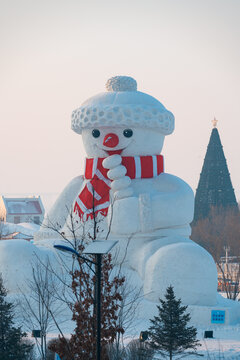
0, 196, 45, 224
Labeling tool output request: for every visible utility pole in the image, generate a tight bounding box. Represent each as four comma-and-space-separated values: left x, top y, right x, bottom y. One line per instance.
224, 246, 230, 277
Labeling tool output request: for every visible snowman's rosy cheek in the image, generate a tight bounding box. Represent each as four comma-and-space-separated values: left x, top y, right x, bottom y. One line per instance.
123, 129, 133, 138
92, 129, 100, 138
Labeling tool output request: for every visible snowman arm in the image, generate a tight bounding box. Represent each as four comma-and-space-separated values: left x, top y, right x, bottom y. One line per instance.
151, 178, 194, 228
41, 175, 84, 230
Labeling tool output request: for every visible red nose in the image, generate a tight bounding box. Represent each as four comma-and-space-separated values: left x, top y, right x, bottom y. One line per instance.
103, 133, 119, 148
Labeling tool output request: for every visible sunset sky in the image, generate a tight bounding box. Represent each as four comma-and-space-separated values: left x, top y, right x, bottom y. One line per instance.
1, 0, 240, 201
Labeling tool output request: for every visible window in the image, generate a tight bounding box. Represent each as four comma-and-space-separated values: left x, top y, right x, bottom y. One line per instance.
14, 216, 20, 224
33, 216, 40, 224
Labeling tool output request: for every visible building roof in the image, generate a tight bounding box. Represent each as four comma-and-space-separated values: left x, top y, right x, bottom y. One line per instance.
2, 197, 43, 215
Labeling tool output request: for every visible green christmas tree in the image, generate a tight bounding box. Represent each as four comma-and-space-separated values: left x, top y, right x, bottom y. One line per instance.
0, 274, 33, 360
148, 286, 201, 360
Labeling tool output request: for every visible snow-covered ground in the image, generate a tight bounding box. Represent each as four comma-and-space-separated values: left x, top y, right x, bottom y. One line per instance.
169, 327, 240, 359
127, 319, 240, 359
42, 327, 240, 359
197, 327, 240, 359
2, 193, 240, 358
0, 221, 40, 237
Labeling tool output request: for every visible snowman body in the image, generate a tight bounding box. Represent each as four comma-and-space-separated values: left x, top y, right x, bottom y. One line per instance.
61, 76, 218, 306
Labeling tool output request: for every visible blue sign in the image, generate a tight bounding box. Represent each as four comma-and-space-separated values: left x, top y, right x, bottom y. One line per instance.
211, 310, 225, 324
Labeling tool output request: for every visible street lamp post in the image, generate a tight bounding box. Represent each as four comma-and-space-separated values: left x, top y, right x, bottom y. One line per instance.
139, 331, 148, 360
54, 240, 118, 360
96, 253, 101, 360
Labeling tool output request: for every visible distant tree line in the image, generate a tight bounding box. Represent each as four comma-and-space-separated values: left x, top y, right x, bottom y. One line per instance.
191, 205, 240, 300
191, 206, 240, 262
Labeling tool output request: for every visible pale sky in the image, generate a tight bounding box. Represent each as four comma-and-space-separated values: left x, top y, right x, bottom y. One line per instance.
1, 0, 240, 200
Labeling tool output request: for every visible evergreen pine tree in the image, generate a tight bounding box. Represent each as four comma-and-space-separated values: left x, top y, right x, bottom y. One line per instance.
148, 286, 201, 360
0, 274, 33, 360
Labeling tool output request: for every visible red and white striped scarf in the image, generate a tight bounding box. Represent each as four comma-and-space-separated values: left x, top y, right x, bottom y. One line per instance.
74, 155, 164, 221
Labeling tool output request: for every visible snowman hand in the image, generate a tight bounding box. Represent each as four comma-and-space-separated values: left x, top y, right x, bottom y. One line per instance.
102, 154, 122, 169
111, 177, 134, 199
107, 165, 127, 179
103, 155, 133, 199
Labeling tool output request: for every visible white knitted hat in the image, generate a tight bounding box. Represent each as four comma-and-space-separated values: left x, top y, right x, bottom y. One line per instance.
71, 76, 175, 135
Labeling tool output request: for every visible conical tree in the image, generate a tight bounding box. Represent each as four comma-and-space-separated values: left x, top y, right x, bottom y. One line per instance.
148, 286, 201, 360
0, 274, 33, 360
194, 124, 238, 222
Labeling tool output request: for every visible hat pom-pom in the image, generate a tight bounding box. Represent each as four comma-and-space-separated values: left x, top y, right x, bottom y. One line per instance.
106, 76, 137, 92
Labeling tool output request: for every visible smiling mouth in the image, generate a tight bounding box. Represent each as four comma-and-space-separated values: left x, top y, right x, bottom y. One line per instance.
106, 149, 124, 155
96, 145, 128, 156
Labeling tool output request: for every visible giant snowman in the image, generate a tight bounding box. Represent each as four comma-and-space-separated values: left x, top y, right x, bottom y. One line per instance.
1, 76, 240, 326
39, 75, 218, 307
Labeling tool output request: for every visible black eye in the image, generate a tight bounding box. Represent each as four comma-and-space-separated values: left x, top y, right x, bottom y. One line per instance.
123, 129, 133, 138
92, 129, 100, 138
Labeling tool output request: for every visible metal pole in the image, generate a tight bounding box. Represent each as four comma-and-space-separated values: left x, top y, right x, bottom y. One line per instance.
140, 341, 142, 360
96, 254, 102, 360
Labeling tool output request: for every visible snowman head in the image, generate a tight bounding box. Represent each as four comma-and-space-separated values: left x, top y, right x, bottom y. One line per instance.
81, 126, 164, 157
72, 76, 174, 157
